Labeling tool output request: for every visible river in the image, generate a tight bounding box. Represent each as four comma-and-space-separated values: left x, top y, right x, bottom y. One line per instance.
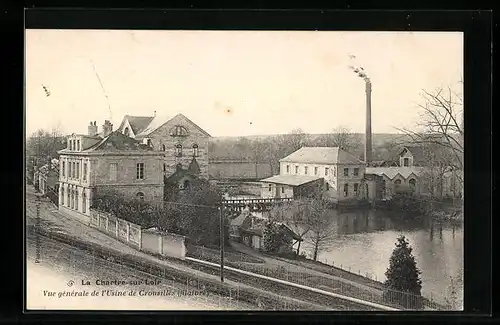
297, 209, 463, 307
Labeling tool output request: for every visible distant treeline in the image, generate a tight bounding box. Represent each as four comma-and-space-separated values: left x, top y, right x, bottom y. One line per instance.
208, 131, 413, 174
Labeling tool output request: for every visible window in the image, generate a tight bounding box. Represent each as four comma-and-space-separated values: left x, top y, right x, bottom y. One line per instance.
72, 140, 75, 151
60, 187, 64, 205
175, 144, 183, 157
394, 179, 402, 185
163, 163, 166, 172
124, 127, 130, 137
70, 140, 73, 151
325, 167, 329, 176
82, 191, 86, 213
281, 187, 285, 193
76, 162, 80, 178
147, 139, 153, 148
304, 166, 308, 175
171, 125, 189, 137
334, 167, 337, 176
409, 178, 416, 190
354, 183, 359, 193
268, 184, 272, 192
295, 166, 299, 174
136, 163, 145, 179
67, 189, 70, 207
109, 163, 117, 181
354, 168, 359, 176
403, 158, 409, 167
77, 140, 80, 151
162, 144, 166, 151
68, 162, 71, 178
62, 161, 65, 177
326, 182, 330, 191
136, 192, 145, 201
75, 190, 79, 210
314, 167, 319, 175
344, 168, 349, 177
71, 190, 74, 209
83, 163, 87, 181
286, 165, 290, 174
344, 183, 349, 197
193, 144, 199, 157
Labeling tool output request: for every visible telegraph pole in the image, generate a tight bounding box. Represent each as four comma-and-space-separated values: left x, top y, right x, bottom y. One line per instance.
219, 206, 225, 282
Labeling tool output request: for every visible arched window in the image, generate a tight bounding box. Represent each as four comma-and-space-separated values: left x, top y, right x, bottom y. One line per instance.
124, 127, 130, 137
183, 180, 190, 190
326, 182, 330, 191
343, 183, 349, 197
170, 125, 189, 137
193, 144, 199, 157
163, 163, 166, 172
75, 189, 79, 210
67, 188, 70, 207
175, 144, 183, 157
394, 179, 402, 185
82, 191, 87, 213
147, 139, 153, 148
136, 192, 145, 201
409, 178, 416, 190
162, 144, 166, 151
60, 187, 64, 205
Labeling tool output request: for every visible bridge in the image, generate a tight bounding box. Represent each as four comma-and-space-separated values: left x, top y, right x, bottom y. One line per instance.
221, 197, 293, 212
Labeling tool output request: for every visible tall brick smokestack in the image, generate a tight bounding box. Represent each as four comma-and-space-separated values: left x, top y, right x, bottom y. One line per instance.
365, 81, 372, 164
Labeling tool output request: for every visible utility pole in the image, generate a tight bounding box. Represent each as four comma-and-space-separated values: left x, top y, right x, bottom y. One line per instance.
219, 206, 225, 282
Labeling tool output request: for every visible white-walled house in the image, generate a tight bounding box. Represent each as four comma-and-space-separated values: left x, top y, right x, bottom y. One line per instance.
260, 147, 376, 203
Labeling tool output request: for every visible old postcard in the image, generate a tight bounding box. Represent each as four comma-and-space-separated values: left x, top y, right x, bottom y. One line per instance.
25, 29, 463, 311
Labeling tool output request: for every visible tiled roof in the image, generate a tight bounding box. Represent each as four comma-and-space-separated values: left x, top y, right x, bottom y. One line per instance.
230, 211, 251, 226
260, 174, 322, 186
365, 167, 424, 180
280, 147, 364, 165
88, 131, 154, 151
123, 115, 155, 135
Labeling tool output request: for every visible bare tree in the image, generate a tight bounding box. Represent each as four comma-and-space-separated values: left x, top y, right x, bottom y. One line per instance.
397, 81, 463, 197
398, 82, 463, 170
318, 126, 362, 153
269, 196, 336, 260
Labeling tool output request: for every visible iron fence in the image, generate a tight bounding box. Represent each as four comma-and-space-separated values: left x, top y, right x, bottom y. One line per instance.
192, 245, 451, 311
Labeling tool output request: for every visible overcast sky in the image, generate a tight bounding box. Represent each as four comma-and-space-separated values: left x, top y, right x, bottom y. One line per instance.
25, 30, 463, 137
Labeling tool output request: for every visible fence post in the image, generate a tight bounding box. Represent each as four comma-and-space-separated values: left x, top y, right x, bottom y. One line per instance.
158, 233, 163, 255
126, 222, 130, 244
138, 227, 142, 250
115, 219, 119, 238
105, 215, 109, 232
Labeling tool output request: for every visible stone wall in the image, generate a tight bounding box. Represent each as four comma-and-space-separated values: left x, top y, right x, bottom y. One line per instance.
144, 114, 210, 179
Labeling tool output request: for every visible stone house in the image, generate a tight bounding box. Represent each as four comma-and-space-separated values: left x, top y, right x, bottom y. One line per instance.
57, 126, 164, 225
365, 167, 424, 199
260, 147, 375, 203
116, 113, 211, 189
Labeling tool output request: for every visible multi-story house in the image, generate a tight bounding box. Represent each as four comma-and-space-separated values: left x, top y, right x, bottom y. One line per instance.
260, 147, 372, 202
57, 123, 164, 224
116, 113, 211, 190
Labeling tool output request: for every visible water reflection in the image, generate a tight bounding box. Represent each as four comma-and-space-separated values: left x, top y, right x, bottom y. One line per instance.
297, 208, 463, 305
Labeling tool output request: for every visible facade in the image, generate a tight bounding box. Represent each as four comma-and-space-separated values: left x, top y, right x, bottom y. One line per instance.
261, 147, 371, 203
365, 167, 423, 199
116, 113, 211, 184
57, 129, 164, 224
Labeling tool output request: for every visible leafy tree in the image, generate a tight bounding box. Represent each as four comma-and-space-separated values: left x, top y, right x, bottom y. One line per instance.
384, 235, 423, 309
26, 127, 66, 173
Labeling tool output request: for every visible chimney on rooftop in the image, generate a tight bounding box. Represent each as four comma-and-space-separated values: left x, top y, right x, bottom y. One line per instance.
88, 121, 98, 136
102, 120, 113, 137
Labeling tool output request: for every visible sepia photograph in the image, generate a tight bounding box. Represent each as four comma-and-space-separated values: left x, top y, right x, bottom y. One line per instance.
25, 29, 464, 311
